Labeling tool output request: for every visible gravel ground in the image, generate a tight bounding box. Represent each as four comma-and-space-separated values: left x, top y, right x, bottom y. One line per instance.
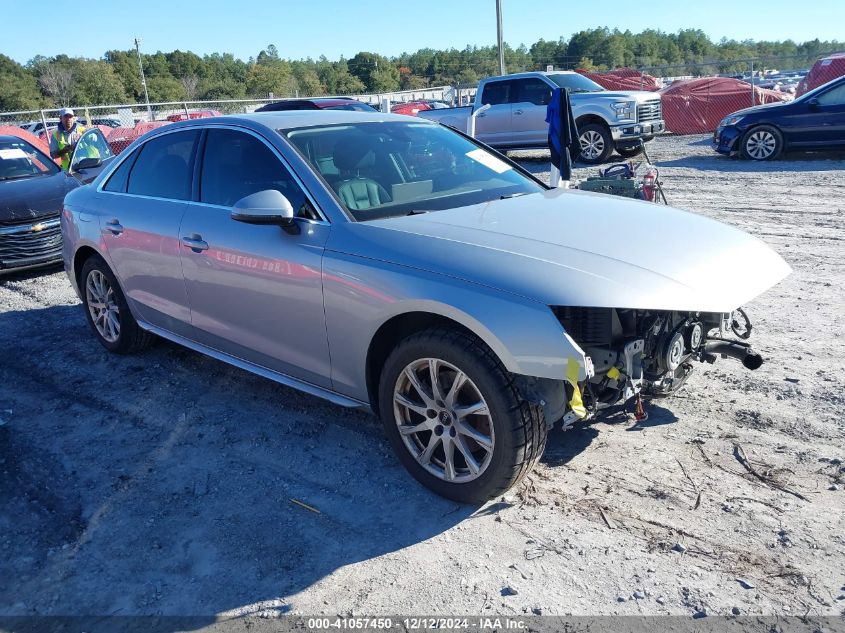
1, 135, 843, 620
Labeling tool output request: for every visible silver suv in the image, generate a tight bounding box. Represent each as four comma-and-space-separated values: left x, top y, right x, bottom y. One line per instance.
62, 112, 789, 502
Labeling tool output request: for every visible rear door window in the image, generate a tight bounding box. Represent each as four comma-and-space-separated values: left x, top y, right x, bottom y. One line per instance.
103, 148, 139, 193
480, 80, 514, 106
126, 130, 199, 200
512, 78, 553, 105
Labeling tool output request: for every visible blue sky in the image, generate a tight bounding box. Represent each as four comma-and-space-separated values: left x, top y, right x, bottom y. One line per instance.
2, 0, 842, 64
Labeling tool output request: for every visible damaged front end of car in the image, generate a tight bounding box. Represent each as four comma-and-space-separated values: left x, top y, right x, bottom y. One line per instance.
549, 305, 764, 426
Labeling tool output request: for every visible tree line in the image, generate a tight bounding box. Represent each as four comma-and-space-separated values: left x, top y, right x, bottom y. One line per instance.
1, 29, 841, 111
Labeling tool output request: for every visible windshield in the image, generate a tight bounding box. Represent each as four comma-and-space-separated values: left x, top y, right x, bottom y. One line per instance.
282, 121, 544, 221
547, 73, 605, 93
0, 138, 60, 181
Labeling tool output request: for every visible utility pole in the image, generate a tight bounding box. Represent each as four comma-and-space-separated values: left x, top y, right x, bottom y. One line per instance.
496, 0, 505, 75
135, 37, 153, 121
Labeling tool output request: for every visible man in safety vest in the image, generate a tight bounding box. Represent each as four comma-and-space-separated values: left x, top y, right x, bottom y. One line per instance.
50, 108, 87, 171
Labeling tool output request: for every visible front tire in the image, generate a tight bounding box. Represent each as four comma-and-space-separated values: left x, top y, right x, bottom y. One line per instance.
80, 255, 153, 354
740, 125, 783, 160
378, 327, 547, 503
578, 123, 613, 164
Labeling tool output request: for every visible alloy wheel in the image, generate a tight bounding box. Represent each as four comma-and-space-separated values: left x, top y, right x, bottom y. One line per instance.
392, 358, 495, 483
745, 130, 777, 159
579, 130, 605, 160
85, 269, 120, 343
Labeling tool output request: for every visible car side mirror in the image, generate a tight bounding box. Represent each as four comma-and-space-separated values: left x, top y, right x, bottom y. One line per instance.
73, 156, 102, 171
231, 189, 300, 234
807, 98, 821, 110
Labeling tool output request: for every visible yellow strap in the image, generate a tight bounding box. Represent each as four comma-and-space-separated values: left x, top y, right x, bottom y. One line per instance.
566, 357, 587, 418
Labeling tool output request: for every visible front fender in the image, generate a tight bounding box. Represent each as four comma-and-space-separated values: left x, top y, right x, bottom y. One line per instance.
322, 251, 586, 403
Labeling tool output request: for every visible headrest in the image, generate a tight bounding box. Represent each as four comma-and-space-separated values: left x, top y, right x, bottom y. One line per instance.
333, 140, 375, 172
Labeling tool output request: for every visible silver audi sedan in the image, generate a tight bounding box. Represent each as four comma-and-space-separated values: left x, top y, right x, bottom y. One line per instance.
61, 111, 790, 502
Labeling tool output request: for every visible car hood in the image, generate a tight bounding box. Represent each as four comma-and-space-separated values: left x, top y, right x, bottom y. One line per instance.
724, 100, 790, 120
337, 189, 791, 313
0, 171, 77, 222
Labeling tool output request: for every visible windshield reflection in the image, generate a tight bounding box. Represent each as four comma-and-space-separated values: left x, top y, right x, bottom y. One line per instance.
282, 122, 543, 221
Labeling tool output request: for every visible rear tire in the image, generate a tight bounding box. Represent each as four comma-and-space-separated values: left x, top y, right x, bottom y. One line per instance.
740, 125, 783, 161
578, 123, 613, 165
378, 327, 547, 503
80, 255, 153, 354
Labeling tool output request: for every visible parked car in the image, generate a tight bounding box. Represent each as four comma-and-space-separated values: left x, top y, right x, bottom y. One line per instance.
61, 112, 790, 501
418, 71, 665, 164
255, 98, 378, 113
166, 109, 223, 122
0, 128, 115, 275
391, 100, 451, 116
0, 135, 79, 274
18, 119, 59, 136
714, 75, 845, 159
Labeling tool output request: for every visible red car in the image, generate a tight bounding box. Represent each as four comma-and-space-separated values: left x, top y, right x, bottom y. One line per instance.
391, 100, 451, 116
166, 109, 222, 122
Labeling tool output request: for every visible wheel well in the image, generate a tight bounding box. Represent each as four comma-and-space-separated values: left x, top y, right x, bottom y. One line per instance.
73, 246, 99, 289
742, 123, 785, 141
575, 115, 608, 131
365, 312, 478, 416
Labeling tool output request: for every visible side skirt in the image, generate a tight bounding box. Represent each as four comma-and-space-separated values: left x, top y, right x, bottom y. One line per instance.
137, 320, 370, 410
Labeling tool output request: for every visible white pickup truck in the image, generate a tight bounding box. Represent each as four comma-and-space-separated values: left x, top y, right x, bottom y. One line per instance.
418, 71, 665, 164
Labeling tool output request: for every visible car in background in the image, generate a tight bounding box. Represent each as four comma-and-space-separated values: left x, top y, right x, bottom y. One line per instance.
418, 71, 665, 164
19, 119, 59, 137
391, 100, 451, 116
62, 112, 789, 502
0, 128, 115, 275
0, 135, 80, 274
714, 75, 845, 160
255, 97, 378, 113
166, 109, 223, 122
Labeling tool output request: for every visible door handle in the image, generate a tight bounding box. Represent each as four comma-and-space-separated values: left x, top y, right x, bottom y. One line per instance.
514, 109, 524, 115
103, 219, 123, 235
181, 234, 209, 253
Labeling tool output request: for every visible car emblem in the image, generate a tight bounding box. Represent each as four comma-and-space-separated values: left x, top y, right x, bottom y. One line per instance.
31, 222, 45, 232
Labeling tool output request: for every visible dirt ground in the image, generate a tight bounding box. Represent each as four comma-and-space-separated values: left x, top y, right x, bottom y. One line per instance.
1, 135, 843, 620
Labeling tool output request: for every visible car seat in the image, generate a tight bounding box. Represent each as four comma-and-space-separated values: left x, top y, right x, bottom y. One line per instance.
332, 142, 391, 211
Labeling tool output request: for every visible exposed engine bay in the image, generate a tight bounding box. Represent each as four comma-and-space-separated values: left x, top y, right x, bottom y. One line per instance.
547, 306, 763, 427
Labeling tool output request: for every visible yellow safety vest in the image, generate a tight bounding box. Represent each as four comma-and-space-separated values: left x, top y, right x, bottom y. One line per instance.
52, 124, 87, 171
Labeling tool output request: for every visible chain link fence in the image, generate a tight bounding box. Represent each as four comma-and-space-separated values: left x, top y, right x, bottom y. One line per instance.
0, 86, 453, 157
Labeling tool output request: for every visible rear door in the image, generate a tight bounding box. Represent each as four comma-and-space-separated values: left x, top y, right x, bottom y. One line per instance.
508, 78, 554, 147
178, 127, 333, 386
475, 79, 513, 146
97, 129, 200, 336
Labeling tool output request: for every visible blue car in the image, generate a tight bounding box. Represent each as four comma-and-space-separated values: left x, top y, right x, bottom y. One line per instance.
713, 75, 845, 160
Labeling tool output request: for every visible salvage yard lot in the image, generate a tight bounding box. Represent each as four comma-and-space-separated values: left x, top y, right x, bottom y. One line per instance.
1, 134, 843, 618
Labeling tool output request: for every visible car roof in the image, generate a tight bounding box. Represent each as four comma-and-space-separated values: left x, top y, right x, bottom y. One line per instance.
163, 110, 428, 131
0, 134, 38, 144
488, 71, 576, 80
